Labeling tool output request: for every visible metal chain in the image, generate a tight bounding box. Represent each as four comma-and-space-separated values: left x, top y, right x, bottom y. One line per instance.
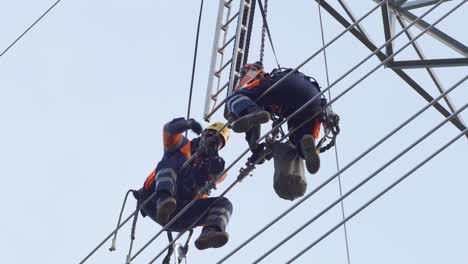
259, 0, 268, 63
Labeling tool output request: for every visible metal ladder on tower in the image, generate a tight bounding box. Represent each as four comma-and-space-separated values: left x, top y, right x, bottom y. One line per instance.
204, 0, 256, 122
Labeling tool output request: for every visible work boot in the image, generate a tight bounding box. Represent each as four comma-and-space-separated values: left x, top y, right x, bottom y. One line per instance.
231, 110, 270, 133
300, 135, 320, 174
194, 227, 229, 250
156, 194, 177, 224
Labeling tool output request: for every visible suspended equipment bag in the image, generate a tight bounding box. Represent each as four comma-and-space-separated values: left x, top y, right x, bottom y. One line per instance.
272, 142, 307, 200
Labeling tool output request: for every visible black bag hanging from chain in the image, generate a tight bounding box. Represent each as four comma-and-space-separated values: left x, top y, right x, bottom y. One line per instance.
272, 142, 307, 200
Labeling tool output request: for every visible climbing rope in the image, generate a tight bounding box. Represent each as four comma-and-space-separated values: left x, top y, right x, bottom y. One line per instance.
80, 0, 465, 262
316, 1, 352, 264
0, 0, 63, 57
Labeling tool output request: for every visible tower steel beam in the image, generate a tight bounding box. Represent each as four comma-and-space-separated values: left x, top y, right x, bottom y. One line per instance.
316, 0, 467, 136
337, 0, 373, 39
393, 7, 468, 57
395, 14, 464, 124
389, 58, 468, 68
382, 1, 396, 62
401, 0, 455, 10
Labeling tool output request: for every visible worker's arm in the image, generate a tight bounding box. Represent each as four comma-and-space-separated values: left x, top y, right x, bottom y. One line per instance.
235, 73, 271, 100
163, 118, 202, 152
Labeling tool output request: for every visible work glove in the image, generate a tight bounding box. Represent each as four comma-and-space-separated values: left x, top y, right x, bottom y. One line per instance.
247, 143, 271, 165
197, 136, 219, 158
192, 157, 225, 185
187, 118, 203, 135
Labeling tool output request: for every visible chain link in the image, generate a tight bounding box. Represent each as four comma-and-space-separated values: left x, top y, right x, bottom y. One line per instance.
259, 0, 268, 63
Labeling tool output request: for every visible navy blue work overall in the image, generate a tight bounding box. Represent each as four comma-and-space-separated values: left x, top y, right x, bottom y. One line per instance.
228, 69, 323, 154
137, 119, 232, 232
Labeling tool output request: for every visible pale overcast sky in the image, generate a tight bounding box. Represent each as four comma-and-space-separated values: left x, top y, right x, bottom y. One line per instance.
1, 1, 467, 264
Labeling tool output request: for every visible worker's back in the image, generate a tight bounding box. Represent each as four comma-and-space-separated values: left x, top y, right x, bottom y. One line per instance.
259, 69, 322, 114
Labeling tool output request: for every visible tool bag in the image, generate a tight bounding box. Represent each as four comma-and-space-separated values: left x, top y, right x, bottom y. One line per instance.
272, 142, 307, 200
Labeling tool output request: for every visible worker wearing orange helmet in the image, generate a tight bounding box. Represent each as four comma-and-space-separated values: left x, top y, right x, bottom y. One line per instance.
135, 118, 232, 250
227, 62, 338, 174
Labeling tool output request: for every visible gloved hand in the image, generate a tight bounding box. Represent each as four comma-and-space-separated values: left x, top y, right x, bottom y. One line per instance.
187, 118, 203, 135
192, 157, 225, 185
247, 143, 270, 165
197, 137, 219, 158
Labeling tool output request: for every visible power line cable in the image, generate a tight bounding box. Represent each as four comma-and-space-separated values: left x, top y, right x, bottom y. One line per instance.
285, 127, 468, 263
249, 0, 449, 155
186, 0, 204, 125
250, 3, 467, 261
216, 74, 467, 263
79, 1, 388, 261
129, 2, 389, 259
207, 0, 388, 117
140, 0, 447, 259
0, 0, 63, 57
316, 2, 352, 264
253, 102, 467, 263
142, 1, 453, 261
131, 2, 391, 261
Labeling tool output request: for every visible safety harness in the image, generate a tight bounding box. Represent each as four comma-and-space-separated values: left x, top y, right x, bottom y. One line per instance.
266, 67, 341, 153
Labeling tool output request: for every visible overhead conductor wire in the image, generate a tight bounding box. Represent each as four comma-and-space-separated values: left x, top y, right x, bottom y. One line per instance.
144, 0, 455, 262
253, 104, 467, 263
251, 1, 467, 262
217, 72, 467, 263
138, 1, 389, 262
285, 127, 468, 263
0, 0, 63, 57
127, 1, 390, 262
317, 1, 352, 264
79, 1, 389, 262
143, 0, 448, 261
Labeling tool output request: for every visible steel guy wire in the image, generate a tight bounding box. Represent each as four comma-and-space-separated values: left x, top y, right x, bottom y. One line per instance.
285, 127, 468, 263
0, 0, 63, 57
78, 1, 388, 262
317, 2, 352, 264
217, 73, 467, 263
127, 2, 391, 260
137, 0, 451, 261
219, 0, 464, 259
252, 103, 468, 263
252, 0, 448, 148
204, 0, 388, 120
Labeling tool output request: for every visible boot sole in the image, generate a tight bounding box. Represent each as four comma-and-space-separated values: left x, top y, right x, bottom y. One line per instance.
301, 136, 320, 174
231, 111, 270, 133
195, 232, 229, 250
156, 199, 176, 224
